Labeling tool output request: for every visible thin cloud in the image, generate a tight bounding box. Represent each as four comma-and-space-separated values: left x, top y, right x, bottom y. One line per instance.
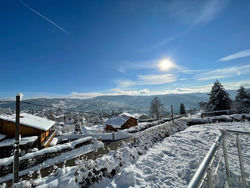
195, 65, 250, 81
68, 79, 250, 99
160, 85, 213, 94
139, 0, 229, 54
118, 60, 156, 73
223, 80, 250, 89
166, 0, 229, 26
194, 0, 229, 25
109, 88, 151, 96
219, 49, 250, 62
156, 80, 250, 94
19, 0, 70, 35
115, 80, 136, 88
118, 58, 202, 74
140, 37, 175, 52
70, 92, 104, 99
116, 73, 177, 88
137, 74, 177, 85
70, 89, 151, 99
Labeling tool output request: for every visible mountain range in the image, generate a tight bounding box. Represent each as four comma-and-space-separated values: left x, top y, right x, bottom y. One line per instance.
0, 90, 238, 114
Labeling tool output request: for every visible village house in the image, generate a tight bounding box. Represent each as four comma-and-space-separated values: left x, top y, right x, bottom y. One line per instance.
0, 113, 56, 148
105, 113, 138, 132
52, 114, 66, 122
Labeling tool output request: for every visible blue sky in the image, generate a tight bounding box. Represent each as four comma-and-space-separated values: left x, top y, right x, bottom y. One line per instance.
1, 0, 250, 99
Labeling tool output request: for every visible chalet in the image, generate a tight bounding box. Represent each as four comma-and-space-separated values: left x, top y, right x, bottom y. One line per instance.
0, 113, 56, 148
105, 113, 138, 132
53, 114, 66, 122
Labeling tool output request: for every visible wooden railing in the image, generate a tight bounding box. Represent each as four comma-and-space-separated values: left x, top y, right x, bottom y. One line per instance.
188, 129, 250, 188
41, 130, 57, 148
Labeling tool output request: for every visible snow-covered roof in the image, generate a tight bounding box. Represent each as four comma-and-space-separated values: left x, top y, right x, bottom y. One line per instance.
0, 113, 55, 131
119, 112, 135, 118
105, 113, 136, 128
53, 114, 65, 119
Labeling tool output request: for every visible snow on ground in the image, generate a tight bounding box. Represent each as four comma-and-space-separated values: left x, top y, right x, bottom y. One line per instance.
5, 120, 250, 188
0, 139, 104, 184
8, 119, 189, 188
0, 136, 37, 147
82, 125, 104, 134
91, 122, 250, 188
50, 138, 58, 146
0, 137, 93, 166
57, 131, 131, 142
126, 115, 184, 133
190, 111, 201, 118
0, 134, 7, 141
195, 113, 250, 123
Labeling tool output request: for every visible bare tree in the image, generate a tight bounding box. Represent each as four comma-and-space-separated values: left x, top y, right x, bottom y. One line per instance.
150, 97, 165, 120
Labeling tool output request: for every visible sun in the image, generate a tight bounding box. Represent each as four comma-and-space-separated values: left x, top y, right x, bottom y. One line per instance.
157, 58, 175, 71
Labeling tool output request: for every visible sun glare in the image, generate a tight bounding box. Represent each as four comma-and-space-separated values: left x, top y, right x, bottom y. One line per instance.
157, 58, 175, 71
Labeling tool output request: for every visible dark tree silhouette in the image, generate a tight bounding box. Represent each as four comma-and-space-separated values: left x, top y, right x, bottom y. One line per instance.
179, 103, 186, 114
208, 80, 232, 111
234, 86, 250, 113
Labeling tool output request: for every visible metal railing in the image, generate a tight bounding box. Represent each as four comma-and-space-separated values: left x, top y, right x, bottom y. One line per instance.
188, 129, 250, 188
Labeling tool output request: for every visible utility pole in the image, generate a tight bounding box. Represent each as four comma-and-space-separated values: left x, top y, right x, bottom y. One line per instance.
171, 105, 174, 125
13, 93, 22, 184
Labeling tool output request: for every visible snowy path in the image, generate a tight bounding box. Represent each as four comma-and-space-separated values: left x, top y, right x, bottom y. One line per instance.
92, 122, 250, 188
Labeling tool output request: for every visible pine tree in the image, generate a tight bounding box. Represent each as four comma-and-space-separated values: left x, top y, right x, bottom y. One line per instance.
234, 86, 250, 113
150, 97, 165, 120
74, 119, 82, 134
208, 80, 232, 111
179, 103, 186, 114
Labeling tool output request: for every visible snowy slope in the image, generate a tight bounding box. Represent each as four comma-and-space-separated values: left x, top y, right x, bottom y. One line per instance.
9, 121, 250, 188
91, 122, 250, 188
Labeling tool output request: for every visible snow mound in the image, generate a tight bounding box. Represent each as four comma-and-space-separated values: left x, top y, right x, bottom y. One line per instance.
92, 122, 250, 188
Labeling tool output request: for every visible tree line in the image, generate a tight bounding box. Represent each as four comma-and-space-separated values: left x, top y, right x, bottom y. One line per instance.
149, 97, 187, 120
149, 80, 250, 120
200, 80, 250, 113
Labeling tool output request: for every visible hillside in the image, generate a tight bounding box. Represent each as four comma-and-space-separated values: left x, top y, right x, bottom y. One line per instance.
0, 91, 237, 114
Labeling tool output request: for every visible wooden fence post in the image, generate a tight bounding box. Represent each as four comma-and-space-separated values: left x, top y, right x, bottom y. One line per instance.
13, 93, 21, 184
171, 105, 174, 125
